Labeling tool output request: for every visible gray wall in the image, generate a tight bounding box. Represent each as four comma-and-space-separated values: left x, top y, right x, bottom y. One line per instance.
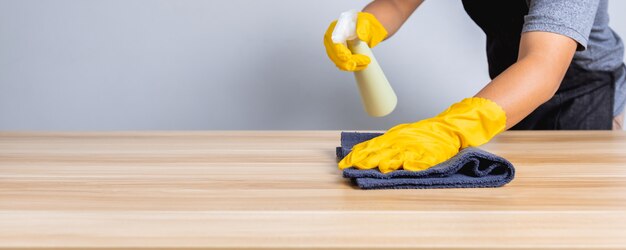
1, 0, 625, 130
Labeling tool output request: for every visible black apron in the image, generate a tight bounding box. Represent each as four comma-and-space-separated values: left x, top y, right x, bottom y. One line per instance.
462, 0, 616, 130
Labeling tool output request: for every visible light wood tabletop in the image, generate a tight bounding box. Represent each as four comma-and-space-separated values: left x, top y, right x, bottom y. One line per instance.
1, 131, 626, 249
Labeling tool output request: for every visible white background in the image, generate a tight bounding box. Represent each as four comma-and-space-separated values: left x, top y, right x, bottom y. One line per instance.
1, 0, 624, 130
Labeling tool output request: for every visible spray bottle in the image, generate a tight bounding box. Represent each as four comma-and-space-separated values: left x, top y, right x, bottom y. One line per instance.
331, 10, 397, 117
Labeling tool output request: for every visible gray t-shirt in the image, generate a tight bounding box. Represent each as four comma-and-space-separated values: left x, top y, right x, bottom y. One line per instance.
522, 0, 625, 116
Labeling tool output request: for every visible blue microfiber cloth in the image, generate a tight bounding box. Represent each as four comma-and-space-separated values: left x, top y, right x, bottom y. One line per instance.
337, 132, 515, 189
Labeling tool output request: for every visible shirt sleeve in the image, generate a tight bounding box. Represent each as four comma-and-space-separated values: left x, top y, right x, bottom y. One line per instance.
522, 0, 600, 51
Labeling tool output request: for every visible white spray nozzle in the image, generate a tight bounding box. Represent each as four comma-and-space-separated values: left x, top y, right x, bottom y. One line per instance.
331, 9, 358, 44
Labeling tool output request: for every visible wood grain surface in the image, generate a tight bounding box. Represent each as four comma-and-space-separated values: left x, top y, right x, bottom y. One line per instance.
1, 131, 626, 249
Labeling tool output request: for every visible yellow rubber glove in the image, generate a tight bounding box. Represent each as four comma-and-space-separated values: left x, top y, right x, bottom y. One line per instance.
338, 97, 507, 173
323, 12, 388, 71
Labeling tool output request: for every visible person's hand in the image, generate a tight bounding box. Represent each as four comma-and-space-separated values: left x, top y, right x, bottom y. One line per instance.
338, 97, 507, 173
323, 12, 388, 71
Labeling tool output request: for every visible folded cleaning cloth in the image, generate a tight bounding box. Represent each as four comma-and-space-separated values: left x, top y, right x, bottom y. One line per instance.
337, 132, 515, 189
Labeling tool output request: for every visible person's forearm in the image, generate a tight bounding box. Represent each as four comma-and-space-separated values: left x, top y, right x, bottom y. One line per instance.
474, 32, 577, 129
474, 57, 560, 129
362, 0, 424, 38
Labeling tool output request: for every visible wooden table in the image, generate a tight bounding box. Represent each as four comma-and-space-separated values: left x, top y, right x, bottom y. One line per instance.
1, 131, 626, 249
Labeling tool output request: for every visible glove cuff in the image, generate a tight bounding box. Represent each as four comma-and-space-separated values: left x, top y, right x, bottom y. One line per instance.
356, 12, 388, 48
435, 97, 507, 148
